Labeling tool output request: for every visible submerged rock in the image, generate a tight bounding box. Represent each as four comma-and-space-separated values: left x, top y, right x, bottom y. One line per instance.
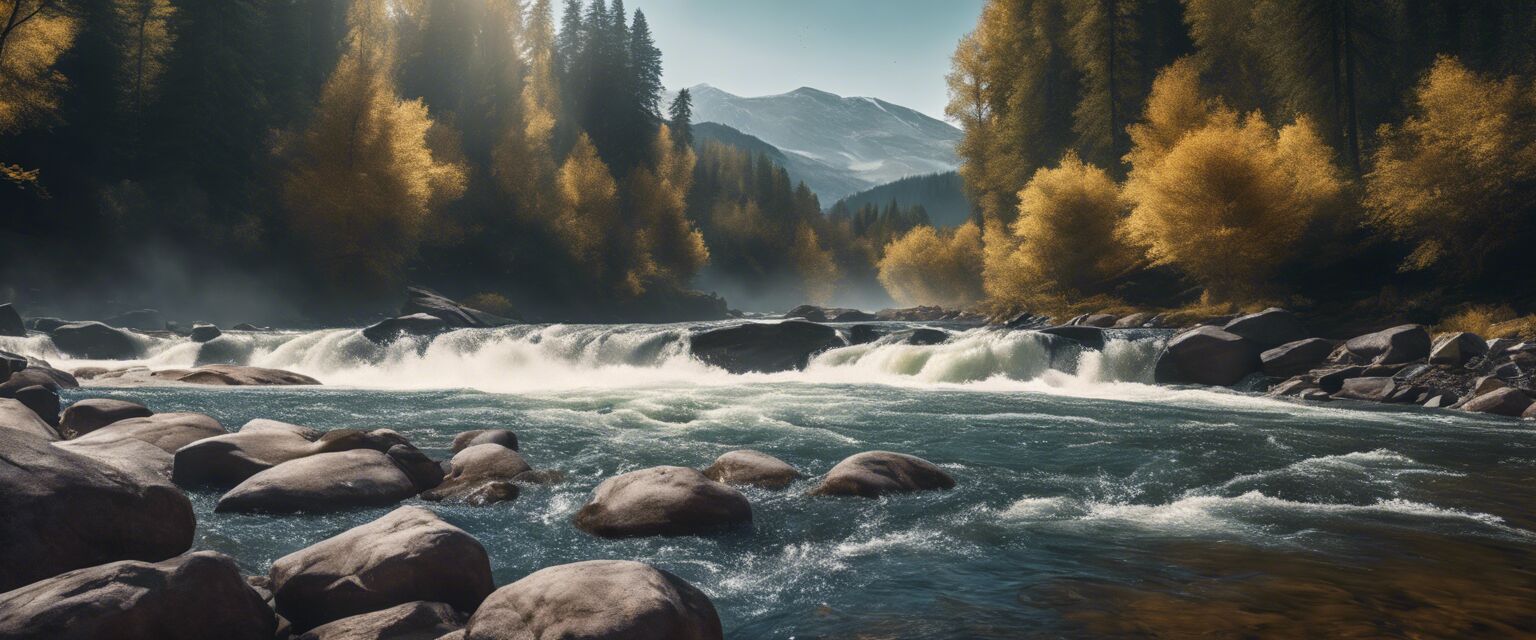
421, 444, 532, 505
0, 431, 194, 592
809, 451, 956, 498
0, 551, 276, 640
463, 560, 722, 640
296, 601, 467, 640
362, 313, 448, 343
1037, 325, 1106, 350
49, 321, 142, 359
188, 323, 222, 343
270, 506, 494, 632
58, 398, 154, 439
1153, 326, 1260, 386
689, 321, 843, 373
216, 449, 420, 514
574, 465, 752, 538
702, 449, 801, 490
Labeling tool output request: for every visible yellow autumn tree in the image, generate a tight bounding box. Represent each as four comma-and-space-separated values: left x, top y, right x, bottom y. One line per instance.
626, 124, 708, 291
114, 0, 175, 121
1365, 57, 1536, 280
554, 133, 621, 285
0, 0, 77, 189
493, 0, 559, 220
283, 0, 467, 296
988, 152, 1130, 307
877, 222, 985, 308
791, 224, 839, 305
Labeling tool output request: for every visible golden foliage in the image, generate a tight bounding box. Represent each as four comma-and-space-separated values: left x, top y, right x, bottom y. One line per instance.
1122, 66, 1346, 301
463, 292, 516, 317
1364, 57, 1536, 278
1002, 152, 1131, 301
494, 0, 559, 219
554, 133, 619, 281
790, 225, 839, 306
0, 0, 77, 134
114, 0, 175, 117
283, 0, 467, 295
877, 222, 985, 308
1436, 304, 1536, 341
626, 124, 708, 290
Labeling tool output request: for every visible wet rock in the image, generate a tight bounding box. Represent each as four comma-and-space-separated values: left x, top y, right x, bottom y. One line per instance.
363, 313, 447, 344
1003, 312, 1051, 329
809, 451, 956, 498
1422, 390, 1459, 408
0, 396, 59, 440
1260, 338, 1335, 378
1345, 325, 1431, 365
1314, 365, 1369, 393
189, 323, 222, 342
13, 384, 59, 426
58, 398, 153, 439
104, 309, 165, 331
232, 322, 268, 331
296, 601, 467, 640
216, 449, 419, 514
49, 321, 143, 359
1266, 377, 1319, 398
172, 420, 380, 488
421, 444, 532, 505
1461, 387, 1533, 417
74, 412, 224, 454
1074, 313, 1118, 328
270, 506, 494, 632
574, 466, 752, 538
54, 433, 175, 481
0, 304, 23, 337
27, 317, 68, 332
450, 428, 519, 453
402, 286, 517, 327
0, 431, 194, 592
388, 444, 445, 492
690, 321, 843, 373
702, 449, 801, 489
177, 363, 321, 385
0, 362, 79, 396
1153, 326, 1260, 386
0, 551, 276, 640
1428, 332, 1488, 367
786, 305, 876, 322
896, 327, 948, 345
463, 560, 721, 640
1333, 377, 1398, 402
1221, 308, 1308, 350
1114, 312, 1155, 328
0, 350, 25, 378
847, 324, 886, 345
1038, 326, 1106, 350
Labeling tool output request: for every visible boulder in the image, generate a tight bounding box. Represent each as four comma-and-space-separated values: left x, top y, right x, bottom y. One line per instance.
896, 328, 948, 345
1260, 338, 1335, 378
0, 363, 78, 396
104, 309, 165, 331
785, 305, 875, 322
0, 303, 23, 337
54, 434, 175, 481
1038, 325, 1106, 350
421, 444, 532, 505
270, 506, 494, 632
0, 350, 25, 377
27, 317, 68, 332
702, 449, 801, 489
1153, 326, 1261, 386
1429, 332, 1488, 366
402, 286, 516, 327
1222, 308, 1308, 350
189, 323, 222, 343
0, 551, 276, 640
58, 398, 154, 438
1461, 387, 1533, 417
0, 397, 59, 440
73, 412, 224, 454
1076, 313, 1118, 328
689, 321, 843, 373
1314, 365, 1368, 393
1114, 312, 1155, 328
450, 428, 519, 453
809, 451, 956, 498
363, 313, 448, 344
1266, 377, 1318, 398
847, 324, 885, 345
1333, 377, 1398, 402
173, 421, 401, 488
232, 322, 268, 331
216, 449, 420, 514
1345, 325, 1431, 365
296, 601, 467, 640
386, 443, 445, 492
13, 384, 59, 426
1472, 375, 1507, 397
174, 364, 320, 385
573, 466, 752, 538
463, 560, 721, 640
0, 431, 194, 592
50, 321, 142, 359
194, 335, 256, 365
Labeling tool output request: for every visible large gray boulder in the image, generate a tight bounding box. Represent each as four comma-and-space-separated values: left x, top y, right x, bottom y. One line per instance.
1153, 326, 1261, 386
1260, 338, 1335, 378
189, 323, 222, 343
270, 506, 494, 632
173, 422, 400, 488
421, 444, 531, 505
1461, 387, 1533, 417
463, 560, 721, 640
72, 412, 224, 454
50, 321, 143, 359
215, 449, 420, 514
1429, 332, 1488, 366
0, 397, 59, 440
809, 451, 956, 498
574, 466, 752, 538
362, 313, 448, 344
58, 398, 154, 439
296, 601, 467, 640
0, 431, 194, 592
689, 321, 843, 373
55, 434, 175, 481
702, 450, 801, 490
1345, 325, 1431, 365
1222, 308, 1308, 350
0, 551, 275, 640
12, 384, 59, 427
0, 363, 78, 396
0, 304, 23, 337
451, 428, 519, 453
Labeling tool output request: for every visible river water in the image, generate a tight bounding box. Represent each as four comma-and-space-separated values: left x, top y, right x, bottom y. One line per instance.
7, 323, 1535, 637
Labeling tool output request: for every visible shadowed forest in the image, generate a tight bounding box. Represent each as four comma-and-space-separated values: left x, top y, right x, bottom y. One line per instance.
3, 0, 1536, 330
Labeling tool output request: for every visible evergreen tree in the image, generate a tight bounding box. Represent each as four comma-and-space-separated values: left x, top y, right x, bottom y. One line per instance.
667, 87, 692, 148
629, 9, 662, 118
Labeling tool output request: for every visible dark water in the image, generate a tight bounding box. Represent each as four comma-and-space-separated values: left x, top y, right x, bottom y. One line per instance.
65, 370, 1536, 638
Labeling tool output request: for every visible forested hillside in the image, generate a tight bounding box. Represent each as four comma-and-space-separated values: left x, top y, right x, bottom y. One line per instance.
832, 172, 972, 228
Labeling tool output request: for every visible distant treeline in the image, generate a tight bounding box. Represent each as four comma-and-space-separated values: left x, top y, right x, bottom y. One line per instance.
880, 0, 1536, 322
831, 172, 971, 228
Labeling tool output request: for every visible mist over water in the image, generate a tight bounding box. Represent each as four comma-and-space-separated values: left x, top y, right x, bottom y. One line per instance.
18, 323, 1536, 637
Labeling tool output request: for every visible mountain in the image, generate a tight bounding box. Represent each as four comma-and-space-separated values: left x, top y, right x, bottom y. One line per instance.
691, 122, 869, 201
681, 84, 962, 201
832, 171, 974, 227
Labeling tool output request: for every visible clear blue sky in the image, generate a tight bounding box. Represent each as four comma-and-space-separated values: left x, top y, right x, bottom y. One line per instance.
573, 0, 987, 120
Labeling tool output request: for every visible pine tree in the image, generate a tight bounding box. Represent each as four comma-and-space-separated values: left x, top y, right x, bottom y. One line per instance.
629, 8, 661, 118
667, 87, 692, 148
